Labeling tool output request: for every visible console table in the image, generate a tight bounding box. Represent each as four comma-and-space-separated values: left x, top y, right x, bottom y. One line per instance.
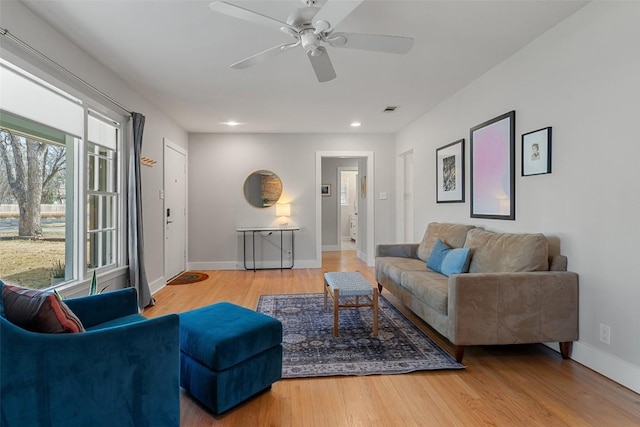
236, 226, 300, 271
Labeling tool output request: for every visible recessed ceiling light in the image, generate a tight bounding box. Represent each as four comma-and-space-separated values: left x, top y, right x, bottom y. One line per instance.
350, 122, 362, 127
222, 121, 242, 126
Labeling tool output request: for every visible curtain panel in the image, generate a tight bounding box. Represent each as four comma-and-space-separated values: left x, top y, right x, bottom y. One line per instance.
128, 112, 154, 309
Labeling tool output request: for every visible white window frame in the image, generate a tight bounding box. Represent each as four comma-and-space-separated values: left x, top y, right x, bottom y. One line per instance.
0, 54, 128, 293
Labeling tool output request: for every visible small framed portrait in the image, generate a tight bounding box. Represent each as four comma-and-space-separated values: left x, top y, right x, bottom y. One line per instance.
522, 127, 552, 176
436, 139, 465, 203
321, 184, 331, 196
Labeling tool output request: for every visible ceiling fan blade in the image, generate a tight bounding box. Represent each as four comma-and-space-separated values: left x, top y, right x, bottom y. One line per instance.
231, 43, 294, 70
209, 1, 296, 32
307, 47, 336, 83
312, 0, 364, 33
328, 32, 414, 54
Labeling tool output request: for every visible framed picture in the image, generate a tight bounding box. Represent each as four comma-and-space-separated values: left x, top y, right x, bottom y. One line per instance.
321, 184, 331, 196
522, 127, 552, 176
436, 139, 465, 203
470, 110, 516, 220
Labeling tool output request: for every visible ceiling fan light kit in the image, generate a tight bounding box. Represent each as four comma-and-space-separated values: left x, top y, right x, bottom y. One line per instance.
209, 0, 414, 82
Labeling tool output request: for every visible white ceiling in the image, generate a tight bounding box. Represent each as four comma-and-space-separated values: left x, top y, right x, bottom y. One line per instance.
20, 0, 587, 134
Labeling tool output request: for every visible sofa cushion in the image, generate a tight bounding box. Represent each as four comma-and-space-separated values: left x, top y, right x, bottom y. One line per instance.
427, 239, 472, 277
399, 271, 449, 315
464, 229, 549, 273
84, 313, 148, 331
1, 282, 85, 333
417, 222, 476, 262
376, 257, 427, 285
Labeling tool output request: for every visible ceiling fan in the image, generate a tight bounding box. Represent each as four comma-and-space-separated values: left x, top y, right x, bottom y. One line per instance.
209, 0, 414, 82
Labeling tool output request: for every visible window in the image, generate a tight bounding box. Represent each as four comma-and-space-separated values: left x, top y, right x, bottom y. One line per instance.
0, 59, 124, 290
87, 113, 119, 270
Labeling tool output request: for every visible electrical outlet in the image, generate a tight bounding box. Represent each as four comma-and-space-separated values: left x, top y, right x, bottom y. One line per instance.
599, 323, 611, 345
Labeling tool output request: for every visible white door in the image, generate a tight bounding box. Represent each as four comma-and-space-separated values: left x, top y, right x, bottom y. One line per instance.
164, 142, 187, 281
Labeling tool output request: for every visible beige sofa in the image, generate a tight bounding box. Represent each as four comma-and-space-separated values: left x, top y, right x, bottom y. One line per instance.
375, 222, 578, 362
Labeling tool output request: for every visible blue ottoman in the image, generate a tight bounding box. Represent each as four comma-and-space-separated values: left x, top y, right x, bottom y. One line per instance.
179, 302, 283, 414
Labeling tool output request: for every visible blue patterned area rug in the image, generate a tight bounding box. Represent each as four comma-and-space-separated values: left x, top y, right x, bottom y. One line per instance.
256, 293, 464, 378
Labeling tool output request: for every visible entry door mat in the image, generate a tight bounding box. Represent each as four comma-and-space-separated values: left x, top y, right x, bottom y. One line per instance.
167, 271, 209, 285
256, 293, 464, 378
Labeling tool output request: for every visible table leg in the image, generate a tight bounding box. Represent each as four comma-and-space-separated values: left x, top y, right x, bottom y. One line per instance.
251, 231, 257, 272
373, 290, 378, 336
333, 288, 339, 337
323, 279, 328, 308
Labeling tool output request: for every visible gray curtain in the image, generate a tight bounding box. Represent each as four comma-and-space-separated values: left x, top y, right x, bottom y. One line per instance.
128, 112, 154, 309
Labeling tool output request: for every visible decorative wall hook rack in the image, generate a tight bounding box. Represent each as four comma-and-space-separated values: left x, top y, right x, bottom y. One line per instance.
141, 157, 157, 167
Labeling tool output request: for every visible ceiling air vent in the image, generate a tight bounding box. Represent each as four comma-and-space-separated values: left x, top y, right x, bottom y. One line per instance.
382, 106, 399, 113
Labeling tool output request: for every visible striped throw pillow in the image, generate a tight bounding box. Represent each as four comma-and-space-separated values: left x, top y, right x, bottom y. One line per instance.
1, 282, 85, 333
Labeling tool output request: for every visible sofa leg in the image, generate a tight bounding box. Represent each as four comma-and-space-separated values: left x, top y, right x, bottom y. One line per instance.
453, 345, 465, 363
377, 284, 383, 294
560, 342, 573, 359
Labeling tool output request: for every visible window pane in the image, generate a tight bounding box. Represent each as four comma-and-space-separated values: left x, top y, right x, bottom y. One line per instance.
102, 196, 114, 228
87, 230, 114, 269
88, 143, 115, 193
0, 114, 75, 290
86, 112, 118, 272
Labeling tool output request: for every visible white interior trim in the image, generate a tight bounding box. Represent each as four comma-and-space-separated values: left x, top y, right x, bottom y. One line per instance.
316, 151, 374, 268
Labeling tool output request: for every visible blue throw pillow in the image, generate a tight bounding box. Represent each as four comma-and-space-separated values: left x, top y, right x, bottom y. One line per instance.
426, 239, 472, 277
426, 239, 451, 272
441, 247, 472, 277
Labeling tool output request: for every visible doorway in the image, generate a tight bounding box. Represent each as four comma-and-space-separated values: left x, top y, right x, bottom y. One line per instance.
164, 139, 187, 281
315, 151, 375, 267
338, 168, 358, 251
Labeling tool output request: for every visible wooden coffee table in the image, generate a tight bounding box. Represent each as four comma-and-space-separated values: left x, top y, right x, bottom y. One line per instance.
323, 271, 378, 336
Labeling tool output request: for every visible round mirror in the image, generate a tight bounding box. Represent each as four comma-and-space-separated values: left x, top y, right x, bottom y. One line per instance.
243, 170, 283, 208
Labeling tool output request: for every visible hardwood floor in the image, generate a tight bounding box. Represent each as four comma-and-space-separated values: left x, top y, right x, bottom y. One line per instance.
144, 251, 640, 426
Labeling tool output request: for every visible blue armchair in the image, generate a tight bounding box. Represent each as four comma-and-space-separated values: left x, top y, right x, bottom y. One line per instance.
1, 287, 180, 427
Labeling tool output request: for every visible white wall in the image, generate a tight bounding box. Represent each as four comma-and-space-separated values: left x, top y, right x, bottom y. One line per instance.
395, 1, 640, 392
0, 1, 189, 295
187, 133, 394, 269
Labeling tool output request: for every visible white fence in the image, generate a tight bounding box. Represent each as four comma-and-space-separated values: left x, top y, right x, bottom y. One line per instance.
0, 204, 65, 215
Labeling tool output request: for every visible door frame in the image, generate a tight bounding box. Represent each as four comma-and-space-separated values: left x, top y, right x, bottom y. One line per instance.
316, 151, 375, 266
163, 138, 188, 281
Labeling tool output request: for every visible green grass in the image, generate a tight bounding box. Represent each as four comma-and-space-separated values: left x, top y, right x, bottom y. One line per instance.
0, 237, 66, 290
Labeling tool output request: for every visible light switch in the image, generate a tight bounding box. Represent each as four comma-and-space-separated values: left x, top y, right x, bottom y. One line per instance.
379, 192, 388, 200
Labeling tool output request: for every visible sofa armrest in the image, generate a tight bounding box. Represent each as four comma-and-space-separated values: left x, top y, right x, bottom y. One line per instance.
448, 271, 578, 346
376, 243, 419, 258
65, 288, 139, 328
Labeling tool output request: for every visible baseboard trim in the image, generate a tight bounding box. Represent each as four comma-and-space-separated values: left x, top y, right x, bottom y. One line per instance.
189, 261, 238, 270
570, 341, 640, 394
322, 245, 340, 251
189, 260, 319, 270
148, 276, 166, 295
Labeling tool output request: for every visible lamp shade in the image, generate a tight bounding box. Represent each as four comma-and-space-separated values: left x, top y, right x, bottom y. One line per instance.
276, 203, 291, 217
